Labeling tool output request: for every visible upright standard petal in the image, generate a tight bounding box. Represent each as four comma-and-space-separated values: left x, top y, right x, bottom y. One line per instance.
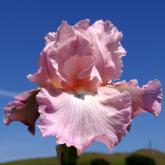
54, 27, 94, 78
89, 20, 126, 83
28, 20, 125, 89
37, 86, 131, 155
62, 55, 100, 91
114, 80, 162, 117
27, 42, 64, 89
4, 89, 40, 135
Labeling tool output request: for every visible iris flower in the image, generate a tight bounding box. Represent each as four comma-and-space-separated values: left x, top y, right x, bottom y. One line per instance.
4, 20, 162, 155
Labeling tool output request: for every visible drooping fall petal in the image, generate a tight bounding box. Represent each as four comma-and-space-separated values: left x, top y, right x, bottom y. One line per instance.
4, 89, 40, 135
114, 80, 162, 117
37, 86, 132, 155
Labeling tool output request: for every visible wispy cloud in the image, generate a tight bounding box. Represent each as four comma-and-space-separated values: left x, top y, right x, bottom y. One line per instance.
0, 89, 17, 97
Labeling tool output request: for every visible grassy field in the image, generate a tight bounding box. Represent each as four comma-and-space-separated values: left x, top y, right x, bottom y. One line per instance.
1, 149, 165, 165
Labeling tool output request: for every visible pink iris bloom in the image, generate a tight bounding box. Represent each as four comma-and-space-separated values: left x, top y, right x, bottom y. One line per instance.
4, 20, 162, 155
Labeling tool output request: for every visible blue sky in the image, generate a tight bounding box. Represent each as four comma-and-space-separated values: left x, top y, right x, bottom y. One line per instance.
0, 0, 165, 163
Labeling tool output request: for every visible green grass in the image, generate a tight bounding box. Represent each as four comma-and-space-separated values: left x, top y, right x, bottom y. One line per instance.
1, 149, 165, 165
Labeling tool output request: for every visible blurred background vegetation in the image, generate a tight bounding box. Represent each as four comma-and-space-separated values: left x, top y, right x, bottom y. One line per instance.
1, 149, 165, 165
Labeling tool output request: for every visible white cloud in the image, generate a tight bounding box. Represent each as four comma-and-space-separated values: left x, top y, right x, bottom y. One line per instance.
0, 89, 17, 97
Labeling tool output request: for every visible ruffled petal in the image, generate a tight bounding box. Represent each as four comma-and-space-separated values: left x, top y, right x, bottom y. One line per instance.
45, 32, 57, 44
62, 55, 99, 91
4, 89, 40, 135
114, 80, 162, 117
75, 19, 89, 30
37, 86, 131, 155
51, 22, 78, 72
57, 21, 75, 43
89, 20, 126, 83
27, 42, 64, 89
55, 27, 93, 78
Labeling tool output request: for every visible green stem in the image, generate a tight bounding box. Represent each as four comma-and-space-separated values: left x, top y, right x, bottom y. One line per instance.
56, 144, 78, 165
